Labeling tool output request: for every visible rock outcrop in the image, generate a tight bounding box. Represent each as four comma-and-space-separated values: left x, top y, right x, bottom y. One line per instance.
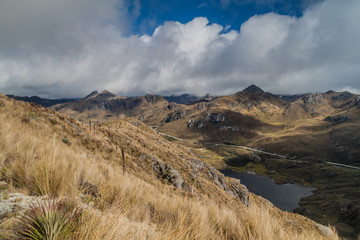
355, 98, 360, 106
205, 112, 226, 124
163, 111, 187, 122
188, 159, 249, 207
151, 158, 184, 189
324, 115, 350, 123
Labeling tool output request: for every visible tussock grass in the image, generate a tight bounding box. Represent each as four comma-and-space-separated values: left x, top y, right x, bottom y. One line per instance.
0, 95, 340, 240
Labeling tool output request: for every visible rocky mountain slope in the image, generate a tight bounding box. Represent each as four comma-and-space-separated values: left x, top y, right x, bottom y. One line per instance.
0, 94, 338, 239
51, 85, 360, 166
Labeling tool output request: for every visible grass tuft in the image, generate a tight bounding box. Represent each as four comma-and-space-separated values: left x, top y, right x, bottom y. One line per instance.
14, 199, 83, 240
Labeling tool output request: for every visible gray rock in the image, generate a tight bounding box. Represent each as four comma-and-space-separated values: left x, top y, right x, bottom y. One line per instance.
205, 112, 226, 124
332, 91, 352, 101
324, 115, 350, 123
0, 192, 48, 217
303, 94, 324, 105
151, 158, 184, 189
316, 223, 333, 237
355, 98, 360, 106
207, 166, 249, 206
229, 179, 250, 207
187, 118, 196, 128
219, 126, 239, 131
163, 111, 187, 122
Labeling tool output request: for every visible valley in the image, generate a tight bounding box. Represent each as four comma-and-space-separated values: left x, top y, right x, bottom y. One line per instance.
6, 85, 360, 239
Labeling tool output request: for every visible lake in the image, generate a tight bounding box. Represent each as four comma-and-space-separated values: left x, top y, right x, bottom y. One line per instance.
221, 169, 315, 212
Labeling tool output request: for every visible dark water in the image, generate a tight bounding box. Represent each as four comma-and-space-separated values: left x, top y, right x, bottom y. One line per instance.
221, 169, 315, 212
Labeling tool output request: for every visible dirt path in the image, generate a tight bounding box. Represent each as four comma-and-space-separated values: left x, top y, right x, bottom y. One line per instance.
155, 128, 360, 171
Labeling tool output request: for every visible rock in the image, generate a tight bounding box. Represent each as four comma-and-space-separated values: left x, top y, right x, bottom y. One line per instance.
315, 223, 333, 237
187, 118, 196, 128
188, 159, 249, 207
187, 119, 204, 129
324, 115, 350, 123
304, 93, 324, 105
228, 178, 250, 207
332, 91, 352, 101
311, 112, 320, 117
163, 111, 187, 122
0, 192, 48, 218
207, 166, 229, 191
167, 102, 180, 110
219, 126, 239, 131
355, 98, 360, 106
151, 158, 184, 189
205, 112, 226, 124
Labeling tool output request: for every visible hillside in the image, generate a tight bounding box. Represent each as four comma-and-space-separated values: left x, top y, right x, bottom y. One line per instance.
0, 94, 339, 239
50, 86, 360, 166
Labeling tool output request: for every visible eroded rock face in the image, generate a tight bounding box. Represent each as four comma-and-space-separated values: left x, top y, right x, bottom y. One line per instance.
187, 118, 204, 129
228, 178, 250, 207
332, 92, 352, 101
151, 158, 184, 189
163, 111, 187, 122
188, 159, 249, 207
205, 112, 226, 124
355, 98, 360, 106
304, 93, 324, 105
324, 115, 350, 123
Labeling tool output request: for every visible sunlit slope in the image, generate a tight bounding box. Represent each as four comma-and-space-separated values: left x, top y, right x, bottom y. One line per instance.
0, 94, 339, 239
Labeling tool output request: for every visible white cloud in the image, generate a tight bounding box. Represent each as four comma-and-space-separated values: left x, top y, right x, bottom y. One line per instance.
0, 0, 360, 98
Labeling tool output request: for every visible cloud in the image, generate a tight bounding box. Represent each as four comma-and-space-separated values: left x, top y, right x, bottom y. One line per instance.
0, 0, 360, 98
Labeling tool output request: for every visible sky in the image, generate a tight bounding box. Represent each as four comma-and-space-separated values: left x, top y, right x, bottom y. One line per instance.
0, 0, 360, 98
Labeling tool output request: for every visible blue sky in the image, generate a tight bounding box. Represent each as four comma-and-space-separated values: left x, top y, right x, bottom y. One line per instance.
128, 0, 314, 35
0, 0, 359, 98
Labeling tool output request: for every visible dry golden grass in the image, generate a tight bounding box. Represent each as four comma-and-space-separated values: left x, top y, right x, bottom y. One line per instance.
0, 95, 340, 240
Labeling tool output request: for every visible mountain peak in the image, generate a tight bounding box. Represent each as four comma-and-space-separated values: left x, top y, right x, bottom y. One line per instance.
99, 90, 116, 98
242, 84, 264, 94
84, 91, 98, 99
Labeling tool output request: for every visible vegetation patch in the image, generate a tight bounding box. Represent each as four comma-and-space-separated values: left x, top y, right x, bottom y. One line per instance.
14, 199, 83, 240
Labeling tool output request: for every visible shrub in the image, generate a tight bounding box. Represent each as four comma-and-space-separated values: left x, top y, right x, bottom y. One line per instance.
62, 138, 71, 145
14, 199, 83, 240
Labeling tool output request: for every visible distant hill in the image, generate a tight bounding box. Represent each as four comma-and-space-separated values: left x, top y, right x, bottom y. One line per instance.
6, 94, 77, 107
164, 93, 215, 104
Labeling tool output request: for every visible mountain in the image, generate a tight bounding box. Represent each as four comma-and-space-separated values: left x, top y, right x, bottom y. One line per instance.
0, 93, 338, 239
6, 94, 77, 107
52, 90, 170, 124
7, 86, 360, 237
14, 86, 360, 166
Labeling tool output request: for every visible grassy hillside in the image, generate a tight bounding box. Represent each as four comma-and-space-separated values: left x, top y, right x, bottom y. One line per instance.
0, 94, 339, 239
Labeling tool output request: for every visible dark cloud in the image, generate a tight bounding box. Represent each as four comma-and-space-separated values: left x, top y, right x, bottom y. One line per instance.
0, 0, 359, 98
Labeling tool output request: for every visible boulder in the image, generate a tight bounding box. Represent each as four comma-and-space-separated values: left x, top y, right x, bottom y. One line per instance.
188, 159, 249, 207
228, 179, 250, 207
151, 158, 184, 189
355, 98, 360, 106
205, 112, 226, 124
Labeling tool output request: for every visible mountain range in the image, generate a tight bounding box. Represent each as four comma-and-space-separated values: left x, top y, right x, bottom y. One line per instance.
6, 85, 360, 237
11, 85, 359, 166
